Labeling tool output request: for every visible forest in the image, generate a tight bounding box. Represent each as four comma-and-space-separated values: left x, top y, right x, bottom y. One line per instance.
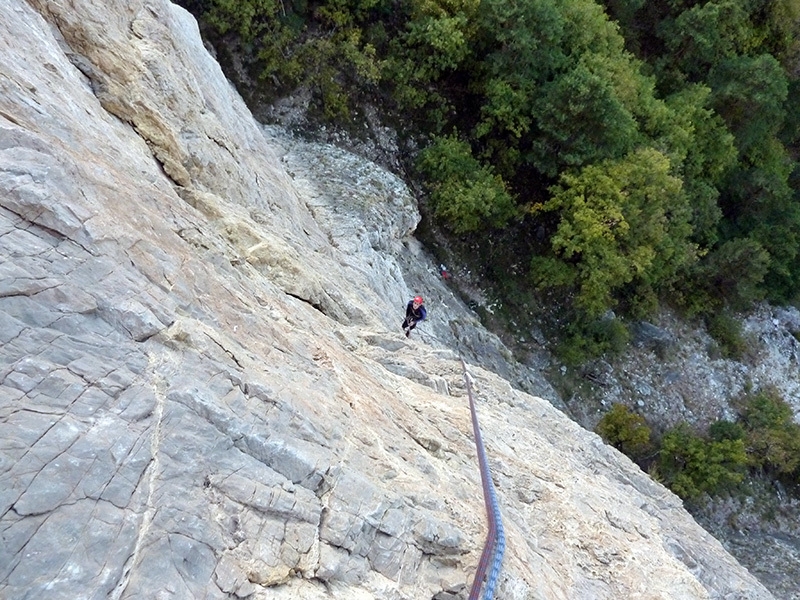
175, 0, 800, 361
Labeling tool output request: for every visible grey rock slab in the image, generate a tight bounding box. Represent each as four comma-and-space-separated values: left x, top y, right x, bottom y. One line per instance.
0, 512, 48, 581
70, 417, 151, 491
27, 367, 88, 407
0, 0, 783, 598
0, 295, 61, 330
0, 146, 92, 239
412, 513, 466, 555
211, 471, 321, 524
13, 452, 90, 516
316, 542, 369, 584
65, 353, 116, 384
0, 309, 26, 344
167, 385, 333, 491
0, 409, 57, 458
96, 366, 141, 399
34, 283, 99, 315
213, 554, 257, 598
366, 530, 418, 581
116, 384, 157, 424
0, 275, 61, 298
97, 298, 167, 341
122, 533, 221, 600
2, 500, 138, 599
2, 226, 56, 256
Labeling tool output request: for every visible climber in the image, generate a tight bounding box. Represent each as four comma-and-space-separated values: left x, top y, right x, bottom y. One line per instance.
402, 295, 427, 338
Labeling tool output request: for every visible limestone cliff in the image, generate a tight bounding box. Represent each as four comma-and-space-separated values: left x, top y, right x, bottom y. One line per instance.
0, 1, 775, 599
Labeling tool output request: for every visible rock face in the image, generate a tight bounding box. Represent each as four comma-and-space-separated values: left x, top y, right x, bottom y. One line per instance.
0, 1, 776, 599
570, 307, 800, 433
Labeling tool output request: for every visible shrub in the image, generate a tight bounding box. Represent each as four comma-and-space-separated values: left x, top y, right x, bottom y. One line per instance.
656, 423, 747, 500
534, 148, 696, 318
596, 403, 652, 460
417, 135, 517, 233
740, 388, 800, 477
706, 311, 748, 360
708, 419, 745, 442
702, 238, 769, 310
555, 313, 630, 365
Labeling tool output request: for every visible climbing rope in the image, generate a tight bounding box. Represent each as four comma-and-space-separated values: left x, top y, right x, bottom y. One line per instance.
461, 359, 506, 600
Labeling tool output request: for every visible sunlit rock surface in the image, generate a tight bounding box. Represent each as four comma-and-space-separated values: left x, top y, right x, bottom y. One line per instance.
0, 1, 776, 598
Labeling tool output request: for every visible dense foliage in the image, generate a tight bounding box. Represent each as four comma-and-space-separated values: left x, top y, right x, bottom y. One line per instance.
596, 390, 800, 501
739, 387, 800, 477
176, 0, 800, 337
595, 402, 652, 459
655, 422, 747, 500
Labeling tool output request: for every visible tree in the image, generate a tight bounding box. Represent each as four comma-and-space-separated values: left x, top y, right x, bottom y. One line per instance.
470, 0, 665, 182
674, 237, 769, 317
657, 423, 747, 500
740, 389, 800, 476
709, 54, 788, 154
381, 0, 480, 119
198, 0, 282, 41
532, 147, 695, 316
709, 419, 745, 443
662, 85, 737, 247
719, 137, 800, 304
658, 0, 756, 80
417, 134, 517, 233
528, 55, 640, 177
596, 403, 652, 459
753, 0, 800, 60
468, 0, 576, 179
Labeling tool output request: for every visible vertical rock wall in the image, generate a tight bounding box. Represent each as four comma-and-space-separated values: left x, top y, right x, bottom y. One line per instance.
0, 1, 777, 599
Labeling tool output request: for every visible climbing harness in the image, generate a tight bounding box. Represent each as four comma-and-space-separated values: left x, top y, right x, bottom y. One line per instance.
462, 359, 506, 600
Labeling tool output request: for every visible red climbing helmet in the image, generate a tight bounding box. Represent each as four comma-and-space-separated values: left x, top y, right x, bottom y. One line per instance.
413, 295, 424, 304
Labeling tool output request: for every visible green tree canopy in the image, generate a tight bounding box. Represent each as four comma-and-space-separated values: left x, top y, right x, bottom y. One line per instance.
382, 0, 480, 118
596, 403, 652, 459
740, 389, 800, 476
657, 422, 747, 500
678, 237, 769, 315
662, 85, 737, 247
710, 54, 788, 153
417, 134, 517, 233
532, 148, 695, 316
528, 55, 641, 177
658, 0, 757, 80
